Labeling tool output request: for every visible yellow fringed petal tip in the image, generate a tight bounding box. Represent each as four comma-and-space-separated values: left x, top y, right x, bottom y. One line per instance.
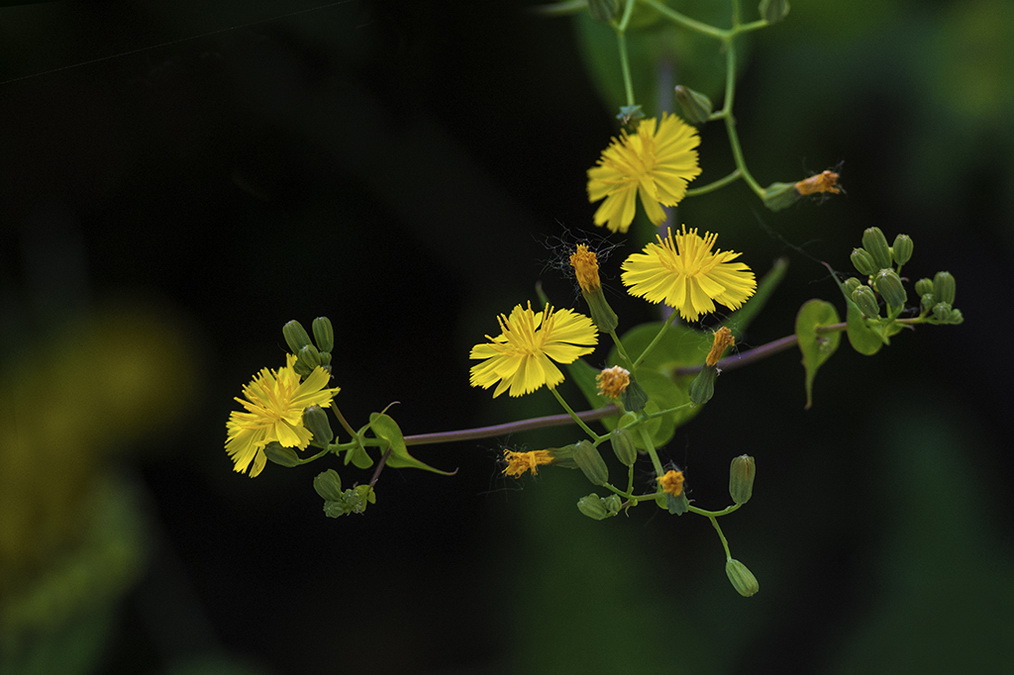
502, 449, 555, 478
469, 302, 598, 398
587, 112, 701, 234
225, 354, 340, 477
621, 225, 757, 322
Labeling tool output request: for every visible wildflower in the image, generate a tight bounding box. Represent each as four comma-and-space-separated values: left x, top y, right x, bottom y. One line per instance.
469, 303, 597, 397
596, 365, 631, 398
225, 354, 340, 477
502, 449, 555, 477
621, 225, 757, 321
795, 170, 841, 196
570, 244, 601, 292
570, 244, 618, 332
587, 113, 701, 233
706, 326, 735, 367
657, 469, 685, 497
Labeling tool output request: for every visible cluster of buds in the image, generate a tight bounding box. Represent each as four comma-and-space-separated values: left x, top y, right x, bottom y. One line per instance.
282, 317, 335, 377
843, 227, 962, 325
313, 469, 376, 518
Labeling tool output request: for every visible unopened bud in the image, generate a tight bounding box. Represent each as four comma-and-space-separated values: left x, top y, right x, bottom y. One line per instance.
621, 377, 649, 413
729, 454, 756, 505
914, 278, 934, 297
725, 559, 760, 597
932, 302, 952, 322
610, 427, 637, 467
577, 493, 623, 520
312, 316, 334, 352
762, 182, 799, 211
689, 365, 719, 405
851, 286, 880, 319
759, 0, 790, 23
891, 234, 914, 266
264, 442, 300, 467
573, 440, 609, 487
616, 105, 645, 126
843, 277, 862, 294
298, 344, 322, 370
933, 271, 956, 305
303, 405, 334, 448
920, 293, 936, 314
282, 320, 313, 353
861, 227, 893, 269
947, 308, 964, 324
313, 469, 343, 501
850, 248, 877, 276
674, 85, 713, 125
874, 269, 907, 309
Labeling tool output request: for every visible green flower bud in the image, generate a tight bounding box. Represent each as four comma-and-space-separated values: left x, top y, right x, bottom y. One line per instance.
874, 269, 907, 309
762, 182, 800, 212
759, 0, 790, 24
725, 559, 760, 597
689, 365, 719, 405
851, 286, 880, 319
313, 469, 343, 501
621, 377, 649, 413
297, 344, 322, 370
346, 485, 376, 514
891, 234, 914, 266
920, 293, 936, 314
573, 440, 609, 487
588, 0, 621, 22
312, 316, 334, 352
282, 320, 313, 353
302, 405, 334, 448
933, 271, 956, 305
914, 278, 934, 298
264, 442, 300, 467
933, 302, 952, 322
843, 277, 862, 295
674, 85, 713, 125
861, 227, 893, 269
729, 455, 756, 505
947, 308, 964, 324
850, 248, 877, 276
577, 493, 622, 520
610, 427, 637, 467
583, 287, 619, 333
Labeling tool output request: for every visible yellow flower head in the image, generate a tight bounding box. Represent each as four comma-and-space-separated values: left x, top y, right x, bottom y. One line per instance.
621, 225, 757, 322
569, 244, 601, 292
596, 365, 631, 399
225, 354, 340, 477
657, 469, 685, 497
502, 449, 555, 478
587, 113, 701, 234
469, 302, 598, 398
706, 326, 735, 367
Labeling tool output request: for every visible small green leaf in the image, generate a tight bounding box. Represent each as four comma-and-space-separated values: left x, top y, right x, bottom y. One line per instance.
795, 299, 842, 409
368, 412, 456, 475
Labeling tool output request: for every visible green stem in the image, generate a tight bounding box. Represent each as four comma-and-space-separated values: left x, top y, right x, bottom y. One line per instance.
551, 387, 602, 441
635, 424, 665, 478
631, 310, 680, 370
403, 405, 619, 447
614, 0, 638, 107
296, 446, 332, 465
688, 503, 742, 518
685, 169, 742, 197
642, 0, 727, 39
609, 329, 635, 370
722, 35, 764, 198
706, 514, 733, 560
330, 405, 357, 439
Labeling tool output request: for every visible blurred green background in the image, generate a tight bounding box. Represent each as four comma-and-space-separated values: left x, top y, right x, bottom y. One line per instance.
1, 0, 1011, 673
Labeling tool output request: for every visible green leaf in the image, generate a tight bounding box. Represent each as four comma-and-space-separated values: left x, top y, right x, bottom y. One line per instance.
795, 299, 842, 409
344, 439, 374, 469
723, 257, 789, 339
368, 412, 456, 475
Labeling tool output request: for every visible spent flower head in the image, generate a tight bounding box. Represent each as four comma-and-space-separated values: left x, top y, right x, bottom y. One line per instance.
658, 469, 686, 497
596, 365, 631, 399
706, 326, 735, 367
587, 113, 701, 233
502, 449, 555, 477
225, 354, 340, 477
621, 225, 757, 321
469, 302, 598, 397
569, 243, 602, 292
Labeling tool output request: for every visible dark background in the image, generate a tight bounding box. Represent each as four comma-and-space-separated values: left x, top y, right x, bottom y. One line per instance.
2, 1, 1012, 673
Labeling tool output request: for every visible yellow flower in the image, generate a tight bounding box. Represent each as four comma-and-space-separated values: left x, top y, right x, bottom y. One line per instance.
657, 469, 685, 497
502, 449, 555, 477
596, 365, 630, 399
469, 302, 598, 397
621, 225, 757, 322
225, 354, 340, 477
587, 113, 701, 234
